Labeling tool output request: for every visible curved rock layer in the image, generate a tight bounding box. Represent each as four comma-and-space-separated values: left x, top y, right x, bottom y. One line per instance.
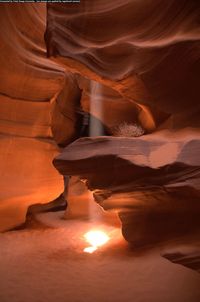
51, 73, 81, 146
53, 74, 164, 146
53, 130, 200, 249
77, 77, 140, 132
0, 4, 64, 102
162, 245, 200, 274
51, 76, 143, 146
0, 4, 199, 278
0, 3, 168, 231
47, 4, 200, 273
46, 0, 200, 124
0, 4, 66, 231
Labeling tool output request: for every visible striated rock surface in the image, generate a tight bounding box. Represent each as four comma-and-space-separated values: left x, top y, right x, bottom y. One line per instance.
0, 136, 62, 231
53, 130, 200, 247
0, 4, 66, 231
0, 5, 141, 232
0, 4, 64, 102
46, 0, 200, 126
0, 4, 199, 280
47, 2, 200, 275
0, 3, 166, 231
51, 74, 81, 146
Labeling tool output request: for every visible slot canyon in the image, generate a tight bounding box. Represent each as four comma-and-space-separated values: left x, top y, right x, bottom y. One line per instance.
0, 2, 200, 302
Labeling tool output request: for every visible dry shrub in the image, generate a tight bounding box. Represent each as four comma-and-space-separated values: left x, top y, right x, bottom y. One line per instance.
112, 122, 145, 137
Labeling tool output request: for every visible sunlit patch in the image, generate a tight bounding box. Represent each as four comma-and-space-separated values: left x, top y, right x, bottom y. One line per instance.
83, 246, 97, 254
83, 230, 110, 253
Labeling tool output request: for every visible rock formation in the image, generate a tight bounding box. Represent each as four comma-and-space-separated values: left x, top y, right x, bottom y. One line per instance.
46, 1, 200, 272
0, 4, 66, 231
0, 1, 200, 275
0, 3, 155, 231
46, 0, 200, 129
53, 131, 200, 241
162, 245, 200, 274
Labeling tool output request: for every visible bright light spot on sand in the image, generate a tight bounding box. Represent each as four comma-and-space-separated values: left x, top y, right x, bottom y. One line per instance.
83, 230, 110, 253
85, 230, 110, 246
84, 246, 97, 254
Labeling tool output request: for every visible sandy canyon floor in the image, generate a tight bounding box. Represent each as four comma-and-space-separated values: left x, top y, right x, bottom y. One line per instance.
0, 204, 200, 302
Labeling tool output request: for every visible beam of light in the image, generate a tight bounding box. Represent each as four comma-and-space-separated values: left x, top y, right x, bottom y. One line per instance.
82, 81, 113, 254
89, 80, 104, 137
83, 230, 110, 253
88, 80, 105, 222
